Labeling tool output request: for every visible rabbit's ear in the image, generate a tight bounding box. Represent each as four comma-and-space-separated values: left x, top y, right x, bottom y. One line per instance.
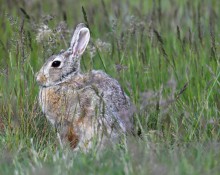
70, 23, 90, 57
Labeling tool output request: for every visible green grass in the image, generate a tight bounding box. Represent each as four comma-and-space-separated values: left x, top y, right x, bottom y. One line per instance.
0, 0, 219, 174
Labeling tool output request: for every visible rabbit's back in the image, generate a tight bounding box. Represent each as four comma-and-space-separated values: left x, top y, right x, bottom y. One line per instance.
83, 70, 134, 132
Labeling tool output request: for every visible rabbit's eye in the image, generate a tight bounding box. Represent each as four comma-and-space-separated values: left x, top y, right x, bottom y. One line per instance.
51, 61, 61, 68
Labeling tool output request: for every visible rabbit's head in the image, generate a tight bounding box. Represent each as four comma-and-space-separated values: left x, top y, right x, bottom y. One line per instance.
36, 23, 90, 87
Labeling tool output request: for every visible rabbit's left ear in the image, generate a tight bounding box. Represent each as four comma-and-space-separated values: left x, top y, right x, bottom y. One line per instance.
70, 23, 90, 57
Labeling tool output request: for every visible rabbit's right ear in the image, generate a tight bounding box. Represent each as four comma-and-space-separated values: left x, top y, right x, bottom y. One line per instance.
70, 23, 90, 57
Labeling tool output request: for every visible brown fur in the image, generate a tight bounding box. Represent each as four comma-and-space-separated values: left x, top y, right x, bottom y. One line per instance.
38, 74, 47, 84
46, 89, 61, 107
66, 127, 79, 149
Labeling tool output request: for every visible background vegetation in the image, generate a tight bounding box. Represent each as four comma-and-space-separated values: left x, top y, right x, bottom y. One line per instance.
0, 0, 219, 174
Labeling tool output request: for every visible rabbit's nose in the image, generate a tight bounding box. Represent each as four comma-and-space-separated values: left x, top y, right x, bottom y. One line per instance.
35, 72, 40, 82
36, 78, 40, 85
35, 72, 47, 85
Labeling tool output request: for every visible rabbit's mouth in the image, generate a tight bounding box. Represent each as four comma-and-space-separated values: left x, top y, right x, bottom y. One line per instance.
36, 73, 47, 86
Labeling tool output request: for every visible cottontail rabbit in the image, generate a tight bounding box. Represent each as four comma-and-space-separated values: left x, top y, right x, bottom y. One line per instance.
36, 23, 134, 151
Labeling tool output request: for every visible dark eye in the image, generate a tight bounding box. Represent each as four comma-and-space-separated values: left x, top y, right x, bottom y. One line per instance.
51, 61, 61, 67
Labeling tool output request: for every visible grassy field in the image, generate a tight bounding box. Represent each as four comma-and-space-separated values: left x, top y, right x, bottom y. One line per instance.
0, 0, 219, 174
